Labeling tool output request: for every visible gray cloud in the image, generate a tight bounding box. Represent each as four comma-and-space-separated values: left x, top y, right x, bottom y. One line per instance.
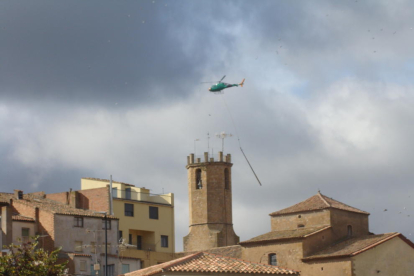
1, 0, 414, 252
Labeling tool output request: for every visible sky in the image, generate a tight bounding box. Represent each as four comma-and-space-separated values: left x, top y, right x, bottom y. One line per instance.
1, 0, 414, 252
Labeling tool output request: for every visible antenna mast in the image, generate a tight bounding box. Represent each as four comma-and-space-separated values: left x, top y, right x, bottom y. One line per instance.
216, 132, 233, 153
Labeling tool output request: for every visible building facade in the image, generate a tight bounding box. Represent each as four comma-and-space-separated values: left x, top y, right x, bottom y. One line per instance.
80, 177, 175, 268
0, 190, 140, 276
184, 152, 239, 252
176, 152, 414, 276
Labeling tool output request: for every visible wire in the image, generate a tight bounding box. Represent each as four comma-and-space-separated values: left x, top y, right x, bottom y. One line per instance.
220, 94, 262, 186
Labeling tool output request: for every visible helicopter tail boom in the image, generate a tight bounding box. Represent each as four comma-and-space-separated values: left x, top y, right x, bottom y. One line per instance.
239, 78, 245, 87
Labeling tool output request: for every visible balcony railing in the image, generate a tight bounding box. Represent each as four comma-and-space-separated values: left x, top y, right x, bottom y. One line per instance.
112, 189, 172, 205
127, 242, 155, 251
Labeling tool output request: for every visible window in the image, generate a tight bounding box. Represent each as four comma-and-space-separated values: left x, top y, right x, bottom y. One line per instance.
80, 260, 87, 271
125, 188, 131, 200
112, 187, 117, 198
347, 225, 353, 237
102, 219, 111, 230
129, 234, 132, 245
91, 264, 100, 276
161, 235, 168, 248
21, 228, 30, 243
149, 206, 158, 219
122, 264, 130, 274
137, 235, 142, 250
119, 231, 123, 241
298, 224, 305, 228
195, 169, 202, 189
224, 168, 230, 189
104, 264, 115, 276
297, 215, 302, 218
75, 241, 83, 252
268, 253, 277, 266
125, 203, 134, 216
74, 217, 83, 227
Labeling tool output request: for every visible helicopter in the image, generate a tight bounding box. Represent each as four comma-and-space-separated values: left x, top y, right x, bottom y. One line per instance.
203, 75, 245, 93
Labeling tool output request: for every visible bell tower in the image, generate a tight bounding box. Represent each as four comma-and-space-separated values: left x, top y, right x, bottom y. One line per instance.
183, 151, 239, 252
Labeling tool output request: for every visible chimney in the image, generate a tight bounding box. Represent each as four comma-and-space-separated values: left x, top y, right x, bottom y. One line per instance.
14, 190, 23, 200
69, 190, 78, 208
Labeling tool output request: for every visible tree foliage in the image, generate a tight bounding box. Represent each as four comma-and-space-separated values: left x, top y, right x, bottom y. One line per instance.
0, 237, 67, 276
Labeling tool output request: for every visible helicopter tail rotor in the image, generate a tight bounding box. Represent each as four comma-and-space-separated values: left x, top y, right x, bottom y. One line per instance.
239, 78, 245, 87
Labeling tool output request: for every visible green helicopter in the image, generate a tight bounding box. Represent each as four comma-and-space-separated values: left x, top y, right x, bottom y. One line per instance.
203, 75, 245, 93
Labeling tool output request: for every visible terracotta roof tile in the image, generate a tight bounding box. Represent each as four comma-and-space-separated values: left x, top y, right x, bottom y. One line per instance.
67, 253, 92, 257
0, 193, 118, 219
240, 226, 331, 245
179, 245, 243, 259
123, 252, 299, 276
303, 233, 400, 261
12, 214, 35, 222
0, 193, 12, 203
270, 192, 369, 216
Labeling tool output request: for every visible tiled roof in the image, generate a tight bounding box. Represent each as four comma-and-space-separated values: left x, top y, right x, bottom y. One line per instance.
303, 233, 403, 261
179, 245, 243, 259
122, 252, 299, 276
270, 192, 369, 216
12, 214, 35, 222
0, 193, 12, 203
0, 193, 118, 219
240, 226, 331, 245
68, 253, 92, 257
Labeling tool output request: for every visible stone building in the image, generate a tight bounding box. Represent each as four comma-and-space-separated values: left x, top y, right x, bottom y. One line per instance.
0, 190, 140, 276
184, 152, 239, 252
179, 152, 414, 276
79, 177, 175, 268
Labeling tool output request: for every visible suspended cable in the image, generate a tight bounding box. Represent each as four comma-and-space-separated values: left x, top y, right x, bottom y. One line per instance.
220, 94, 262, 186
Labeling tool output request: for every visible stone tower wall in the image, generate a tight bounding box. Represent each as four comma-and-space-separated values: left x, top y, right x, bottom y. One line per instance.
184, 152, 239, 252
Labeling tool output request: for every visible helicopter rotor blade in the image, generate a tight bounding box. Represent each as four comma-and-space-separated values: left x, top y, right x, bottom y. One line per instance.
200, 81, 216, 83
219, 75, 226, 82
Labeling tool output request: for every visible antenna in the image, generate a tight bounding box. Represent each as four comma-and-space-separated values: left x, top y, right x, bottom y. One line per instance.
216, 132, 233, 152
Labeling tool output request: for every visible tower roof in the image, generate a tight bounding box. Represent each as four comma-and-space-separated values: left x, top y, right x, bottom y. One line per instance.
269, 192, 369, 216
302, 233, 414, 261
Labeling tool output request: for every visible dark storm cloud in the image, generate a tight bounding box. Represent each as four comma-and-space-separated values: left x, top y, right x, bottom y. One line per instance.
0, 0, 239, 107
1, 0, 414, 251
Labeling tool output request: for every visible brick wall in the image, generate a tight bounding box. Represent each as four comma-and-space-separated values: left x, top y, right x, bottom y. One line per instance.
77, 187, 110, 213
45, 187, 110, 213
37, 209, 55, 252
45, 192, 68, 205
12, 201, 36, 219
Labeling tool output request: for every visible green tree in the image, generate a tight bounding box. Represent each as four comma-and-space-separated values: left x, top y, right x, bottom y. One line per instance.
0, 237, 67, 276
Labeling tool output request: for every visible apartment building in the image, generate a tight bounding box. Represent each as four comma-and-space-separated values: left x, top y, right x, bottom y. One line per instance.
80, 178, 175, 268
0, 190, 140, 275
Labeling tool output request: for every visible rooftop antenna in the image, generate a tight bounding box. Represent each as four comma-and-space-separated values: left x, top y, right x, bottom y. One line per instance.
216, 132, 233, 153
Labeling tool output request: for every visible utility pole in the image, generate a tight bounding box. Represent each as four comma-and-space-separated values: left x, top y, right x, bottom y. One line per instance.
105, 212, 108, 276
